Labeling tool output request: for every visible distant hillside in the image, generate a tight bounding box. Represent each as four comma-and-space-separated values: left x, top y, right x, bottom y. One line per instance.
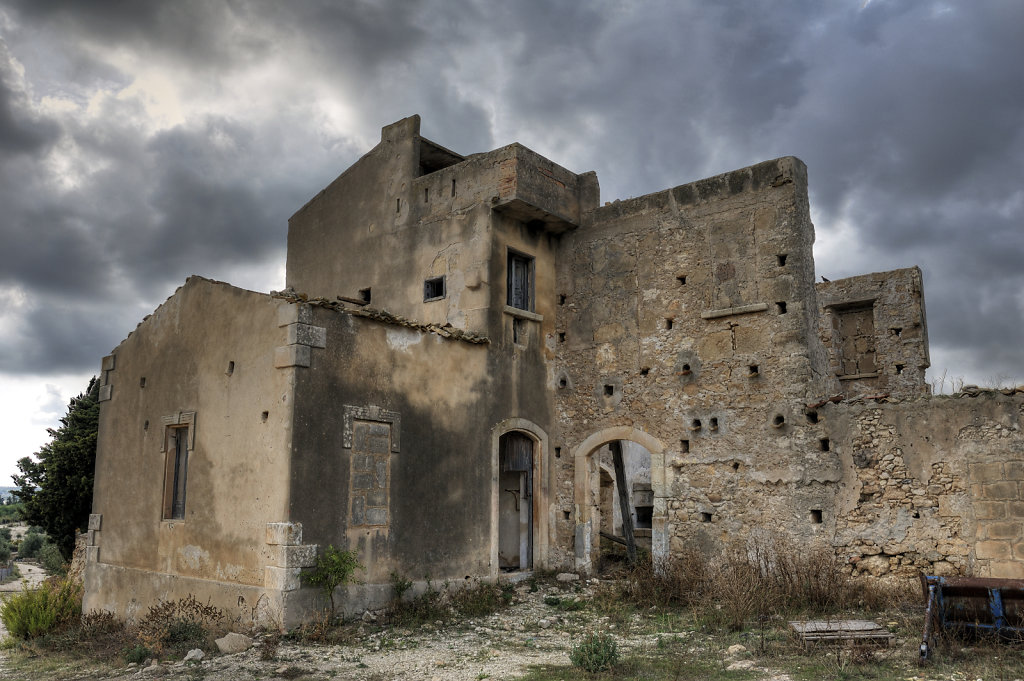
0, 487, 15, 502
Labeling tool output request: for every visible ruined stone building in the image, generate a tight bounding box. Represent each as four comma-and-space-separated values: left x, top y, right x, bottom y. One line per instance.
84, 116, 1024, 628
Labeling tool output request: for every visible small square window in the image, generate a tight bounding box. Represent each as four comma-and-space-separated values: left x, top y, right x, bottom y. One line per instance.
424, 276, 446, 301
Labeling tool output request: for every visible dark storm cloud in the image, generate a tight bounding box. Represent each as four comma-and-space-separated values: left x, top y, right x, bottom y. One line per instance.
0, 0, 1020, 388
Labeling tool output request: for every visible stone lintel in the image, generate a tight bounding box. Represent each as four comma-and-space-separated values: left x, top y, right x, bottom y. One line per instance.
700, 302, 769, 320
286, 323, 327, 348
273, 544, 318, 569
277, 302, 312, 327
274, 345, 311, 368
266, 522, 303, 546
264, 566, 301, 592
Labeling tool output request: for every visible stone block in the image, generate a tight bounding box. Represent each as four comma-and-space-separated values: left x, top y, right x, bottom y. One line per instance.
277, 303, 312, 327
697, 330, 733, 361
976, 502, 1007, 519
264, 566, 301, 592
286, 323, 327, 348
274, 345, 311, 368
266, 522, 302, 546
989, 561, 1024, 579
273, 544, 318, 569
984, 522, 1022, 540
100, 354, 116, 372
86, 530, 97, 546
98, 385, 112, 402
975, 540, 1012, 561
983, 482, 1018, 500
86, 546, 100, 563
1005, 461, 1024, 480
969, 462, 1004, 483
88, 513, 103, 531
1009, 502, 1024, 518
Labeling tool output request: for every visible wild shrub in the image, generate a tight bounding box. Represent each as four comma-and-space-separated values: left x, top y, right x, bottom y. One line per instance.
0, 576, 82, 639
303, 545, 363, 615
18, 531, 45, 559
38, 542, 67, 576
449, 580, 514, 618
389, 571, 413, 600
136, 594, 224, 655
386, 579, 448, 627
569, 631, 619, 672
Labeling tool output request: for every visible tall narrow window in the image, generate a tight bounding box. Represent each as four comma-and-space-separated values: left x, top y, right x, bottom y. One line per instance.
163, 426, 189, 520
507, 251, 534, 312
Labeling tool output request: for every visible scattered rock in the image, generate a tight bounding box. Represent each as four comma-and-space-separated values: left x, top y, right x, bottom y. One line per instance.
215, 631, 254, 654
726, 643, 746, 656
538, 619, 551, 629
556, 572, 580, 582
182, 649, 204, 663
726, 660, 756, 671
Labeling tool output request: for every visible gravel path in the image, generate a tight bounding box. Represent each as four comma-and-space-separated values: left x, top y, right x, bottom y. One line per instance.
0, 578, 794, 681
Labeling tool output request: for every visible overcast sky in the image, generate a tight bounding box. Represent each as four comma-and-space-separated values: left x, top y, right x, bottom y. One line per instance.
1, 0, 1022, 483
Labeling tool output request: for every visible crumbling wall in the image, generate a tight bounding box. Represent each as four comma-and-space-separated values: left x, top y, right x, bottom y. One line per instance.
817, 268, 930, 400
832, 390, 1024, 579
551, 157, 843, 570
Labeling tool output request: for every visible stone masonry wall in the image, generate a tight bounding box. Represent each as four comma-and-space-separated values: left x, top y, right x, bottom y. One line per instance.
832, 390, 1024, 579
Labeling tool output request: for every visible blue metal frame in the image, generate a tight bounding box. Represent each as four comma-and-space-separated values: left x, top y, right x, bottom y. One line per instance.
920, 574, 1024, 662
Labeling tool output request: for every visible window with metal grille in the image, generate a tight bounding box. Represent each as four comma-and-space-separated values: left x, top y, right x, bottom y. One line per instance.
163, 426, 189, 520
507, 251, 534, 311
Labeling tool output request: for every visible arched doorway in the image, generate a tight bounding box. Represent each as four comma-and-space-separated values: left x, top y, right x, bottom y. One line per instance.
572, 427, 667, 573
490, 419, 549, 575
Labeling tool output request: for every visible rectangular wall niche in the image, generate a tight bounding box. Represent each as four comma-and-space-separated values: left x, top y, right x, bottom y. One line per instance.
349, 420, 392, 527
342, 405, 401, 529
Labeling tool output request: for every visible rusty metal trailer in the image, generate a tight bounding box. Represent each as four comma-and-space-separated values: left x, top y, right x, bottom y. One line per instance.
920, 574, 1024, 662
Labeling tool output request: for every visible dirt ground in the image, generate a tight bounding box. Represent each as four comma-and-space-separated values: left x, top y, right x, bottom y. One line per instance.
0, 577, 808, 681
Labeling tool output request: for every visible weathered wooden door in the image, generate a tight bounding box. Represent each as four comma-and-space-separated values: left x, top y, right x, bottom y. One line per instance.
498, 432, 533, 570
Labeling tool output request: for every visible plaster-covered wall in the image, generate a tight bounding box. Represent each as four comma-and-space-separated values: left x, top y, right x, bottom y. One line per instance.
85, 277, 296, 622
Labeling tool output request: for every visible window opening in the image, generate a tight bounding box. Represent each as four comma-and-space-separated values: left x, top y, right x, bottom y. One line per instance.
558, 376, 567, 388
772, 414, 786, 428
776, 301, 788, 314
558, 294, 566, 305
226, 361, 234, 376
777, 254, 788, 267
140, 377, 146, 388
806, 410, 819, 424
261, 411, 269, 422
558, 332, 566, 343
424, 187, 429, 202
359, 288, 371, 304
603, 384, 614, 396
451, 179, 456, 197
423, 276, 446, 301
895, 364, 905, 374
748, 364, 759, 377
163, 426, 189, 520
396, 198, 401, 214
507, 251, 534, 311
690, 419, 702, 431
820, 438, 830, 452
681, 439, 690, 453
555, 447, 561, 459
810, 509, 823, 524
709, 417, 719, 431
640, 367, 650, 376
677, 275, 687, 285
701, 512, 712, 523
665, 317, 674, 330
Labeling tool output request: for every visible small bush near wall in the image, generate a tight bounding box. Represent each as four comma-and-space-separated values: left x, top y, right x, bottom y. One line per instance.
0, 577, 82, 639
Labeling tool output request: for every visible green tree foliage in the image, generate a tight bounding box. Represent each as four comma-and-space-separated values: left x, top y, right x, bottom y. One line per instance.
13, 377, 100, 560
